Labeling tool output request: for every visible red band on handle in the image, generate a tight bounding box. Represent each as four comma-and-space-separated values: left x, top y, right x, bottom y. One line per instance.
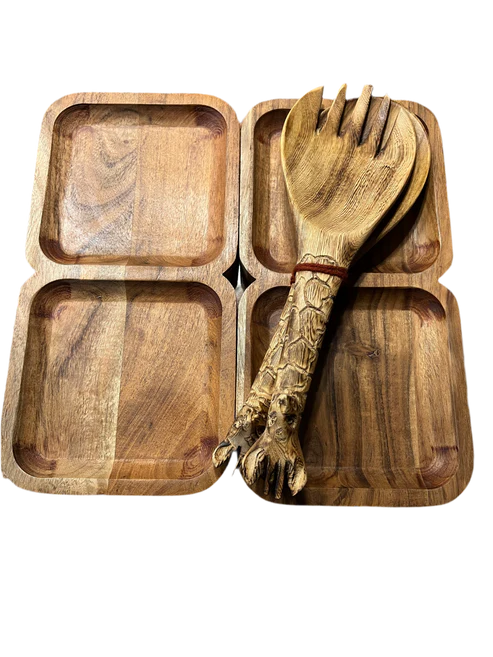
290, 263, 348, 285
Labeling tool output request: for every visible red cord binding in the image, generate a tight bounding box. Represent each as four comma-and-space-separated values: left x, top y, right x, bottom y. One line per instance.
290, 262, 348, 285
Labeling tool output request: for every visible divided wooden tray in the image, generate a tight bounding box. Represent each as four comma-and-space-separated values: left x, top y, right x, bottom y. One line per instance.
239, 99, 473, 505
1, 93, 473, 504
2, 94, 239, 494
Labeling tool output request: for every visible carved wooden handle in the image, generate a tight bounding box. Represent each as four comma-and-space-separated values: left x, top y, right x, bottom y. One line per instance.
241, 256, 343, 497
213, 252, 344, 498
212, 285, 297, 466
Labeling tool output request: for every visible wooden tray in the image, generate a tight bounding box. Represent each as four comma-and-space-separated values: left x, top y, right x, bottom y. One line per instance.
2, 93, 239, 494
239, 99, 473, 506
2, 93, 473, 504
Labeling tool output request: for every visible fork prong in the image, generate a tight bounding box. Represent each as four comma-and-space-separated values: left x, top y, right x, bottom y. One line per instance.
368, 95, 391, 152
379, 101, 401, 152
318, 83, 347, 134
289, 86, 324, 132
350, 84, 373, 141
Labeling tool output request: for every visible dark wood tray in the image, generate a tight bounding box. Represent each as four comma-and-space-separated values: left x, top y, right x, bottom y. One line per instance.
2, 93, 239, 494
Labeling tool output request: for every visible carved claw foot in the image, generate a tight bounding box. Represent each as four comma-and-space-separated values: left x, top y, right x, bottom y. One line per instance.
241, 394, 307, 498
212, 406, 266, 467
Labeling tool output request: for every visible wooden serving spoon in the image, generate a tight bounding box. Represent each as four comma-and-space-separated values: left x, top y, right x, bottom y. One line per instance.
212, 94, 429, 474
213, 87, 431, 480
236, 85, 417, 497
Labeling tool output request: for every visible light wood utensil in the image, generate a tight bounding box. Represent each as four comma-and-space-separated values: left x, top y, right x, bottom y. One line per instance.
213, 95, 429, 478
214, 84, 417, 497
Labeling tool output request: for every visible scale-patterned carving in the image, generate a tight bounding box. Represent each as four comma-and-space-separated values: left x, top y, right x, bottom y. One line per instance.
212, 254, 341, 482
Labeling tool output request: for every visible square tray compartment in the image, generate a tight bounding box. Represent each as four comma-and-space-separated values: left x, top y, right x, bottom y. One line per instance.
237, 275, 475, 510
241, 100, 447, 279
11, 279, 233, 494
246, 285, 465, 504
41, 104, 228, 267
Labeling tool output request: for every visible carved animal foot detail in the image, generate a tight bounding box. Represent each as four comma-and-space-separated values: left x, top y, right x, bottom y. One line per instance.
212, 405, 266, 467
241, 393, 307, 498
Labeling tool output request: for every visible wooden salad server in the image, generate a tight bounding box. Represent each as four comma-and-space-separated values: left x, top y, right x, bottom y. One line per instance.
213, 85, 418, 497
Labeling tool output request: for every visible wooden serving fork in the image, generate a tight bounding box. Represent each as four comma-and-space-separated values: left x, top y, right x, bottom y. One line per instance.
235, 85, 417, 497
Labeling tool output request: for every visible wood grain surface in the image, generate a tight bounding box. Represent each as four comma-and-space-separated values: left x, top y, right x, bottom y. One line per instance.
238, 97, 472, 506
2, 93, 239, 495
